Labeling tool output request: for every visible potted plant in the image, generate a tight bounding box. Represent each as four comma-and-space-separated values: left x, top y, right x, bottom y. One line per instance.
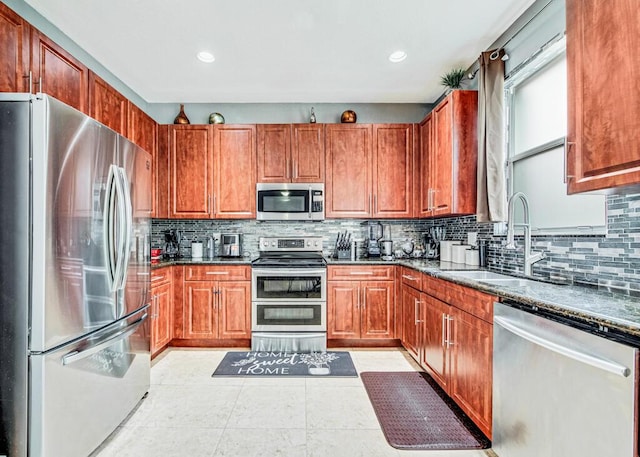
300, 352, 339, 375
440, 68, 467, 93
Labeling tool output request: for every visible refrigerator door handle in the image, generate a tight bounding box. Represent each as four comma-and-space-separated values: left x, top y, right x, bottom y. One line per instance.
494, 315, 631, 377
61, 313, 148, 366
115, 166, 133, 290
103, 165, 119, 291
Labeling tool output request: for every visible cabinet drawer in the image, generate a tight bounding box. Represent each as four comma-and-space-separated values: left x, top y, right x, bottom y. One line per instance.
150, 267, 172, 286
424, 275, 496, 323
184, 265, 250, 281
400, 267, 422, 289
328, 265, 395, 281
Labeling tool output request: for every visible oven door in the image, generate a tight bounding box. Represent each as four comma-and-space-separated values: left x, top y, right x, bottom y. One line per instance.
252, 301, 326, 332
252, 268, 326, 302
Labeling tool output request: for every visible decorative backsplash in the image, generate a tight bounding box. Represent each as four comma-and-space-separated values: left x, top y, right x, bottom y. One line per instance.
152, 193, 640, 294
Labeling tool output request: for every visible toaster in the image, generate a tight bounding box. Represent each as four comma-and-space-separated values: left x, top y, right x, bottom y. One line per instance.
220, 233, 242, 257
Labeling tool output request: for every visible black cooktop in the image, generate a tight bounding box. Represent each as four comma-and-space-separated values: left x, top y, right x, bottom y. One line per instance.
251, 252, 326, 268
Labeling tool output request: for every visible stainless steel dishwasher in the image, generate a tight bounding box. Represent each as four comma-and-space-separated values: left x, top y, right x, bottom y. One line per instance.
493, 302, 638, 457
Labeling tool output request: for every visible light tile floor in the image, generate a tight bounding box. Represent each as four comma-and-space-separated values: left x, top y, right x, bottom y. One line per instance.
92, 348, 493, 457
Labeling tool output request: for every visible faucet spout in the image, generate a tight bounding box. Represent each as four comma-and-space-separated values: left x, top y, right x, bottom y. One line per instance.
505, 192, 545, 276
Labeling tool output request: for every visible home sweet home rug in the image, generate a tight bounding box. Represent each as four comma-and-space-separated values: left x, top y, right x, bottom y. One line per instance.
361, 371, 490, 450
212, 351, 358, 377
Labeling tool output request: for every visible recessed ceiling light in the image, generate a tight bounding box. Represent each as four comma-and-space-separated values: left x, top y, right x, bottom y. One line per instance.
389, 50, 407, 63
197, 51, 215, 63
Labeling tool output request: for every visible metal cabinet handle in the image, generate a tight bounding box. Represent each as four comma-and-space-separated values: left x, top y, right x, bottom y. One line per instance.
151, 275, 164, 282
206, 271, 229, 275
446, 315, 453, 347
374, 194, 378, 214
494, 316, 630, 377
350, 271, 374, 276
402, 274, 416, 281
565, 138, 576, 182
442, 314, 446, 346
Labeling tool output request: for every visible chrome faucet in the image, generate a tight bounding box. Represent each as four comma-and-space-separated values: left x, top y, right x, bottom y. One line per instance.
505, 192, 545, 276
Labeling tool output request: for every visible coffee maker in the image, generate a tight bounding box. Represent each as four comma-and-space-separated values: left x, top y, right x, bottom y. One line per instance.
163, 229, 180, 259
363, 222, 383, 257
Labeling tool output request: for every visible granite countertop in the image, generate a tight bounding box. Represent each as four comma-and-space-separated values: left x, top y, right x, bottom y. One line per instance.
328, 257, 640, 341
151, 256, 253, 269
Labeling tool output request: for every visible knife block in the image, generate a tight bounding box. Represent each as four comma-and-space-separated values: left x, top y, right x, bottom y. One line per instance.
335, 248, 351, 259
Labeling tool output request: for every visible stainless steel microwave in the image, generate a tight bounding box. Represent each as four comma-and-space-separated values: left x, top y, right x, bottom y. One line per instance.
256, 183, 324, 221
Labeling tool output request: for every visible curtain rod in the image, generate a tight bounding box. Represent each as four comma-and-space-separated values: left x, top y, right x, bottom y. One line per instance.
467, 0, 556, 80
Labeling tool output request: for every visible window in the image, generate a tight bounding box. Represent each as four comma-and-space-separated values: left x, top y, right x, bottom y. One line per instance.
505, 37, 606, 234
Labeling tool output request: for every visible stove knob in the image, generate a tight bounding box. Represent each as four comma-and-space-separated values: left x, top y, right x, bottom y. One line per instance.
262, 241, 269, 247
306, 241, 311, 246
314, 241, 320, 247
271, 241, 276, 247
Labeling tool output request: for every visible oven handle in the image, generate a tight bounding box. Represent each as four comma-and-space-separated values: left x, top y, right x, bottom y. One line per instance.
252, 268, 327, 276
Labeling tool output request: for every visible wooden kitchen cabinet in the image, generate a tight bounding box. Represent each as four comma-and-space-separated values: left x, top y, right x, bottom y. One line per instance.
0, 2, 30, 93
129, 104, 164, 218
566, 0, 640, 194
326, 124, 413, 218
88, 71, 128, 136
168, 124, 214, 219
181, 265, 251, 340
292, 124, 325, 182
400, 280, 421, 359
31, 29, 88, 113
399, 266, 495, 438
150, 267, 173, 356
325, 124, 372, 217
417, 90, 477, 217
372, 124, 414, 217
257, 124, 325, 183
213, 124, 256, 218
327, 266, 395, 340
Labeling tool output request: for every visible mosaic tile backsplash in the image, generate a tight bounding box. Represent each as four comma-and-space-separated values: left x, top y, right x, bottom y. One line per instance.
152, 193, 640, 294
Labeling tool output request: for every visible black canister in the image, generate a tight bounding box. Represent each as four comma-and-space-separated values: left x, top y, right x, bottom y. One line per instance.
478, 240, 488, 267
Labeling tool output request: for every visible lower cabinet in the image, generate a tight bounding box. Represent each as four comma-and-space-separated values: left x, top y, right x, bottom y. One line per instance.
327, 266, 395, 340
400, 268, 495, 439
180, 265, 251, 340
150, 267, 173, 356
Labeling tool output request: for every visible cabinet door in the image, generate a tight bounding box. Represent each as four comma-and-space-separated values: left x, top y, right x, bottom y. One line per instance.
168, 125, 213, 219
257, 124, 291, 182
292, 124, 324, 182
152, 281, 173, 354
372, 124, 413, 218
213, 125, 256, 218
128, 103, 157, 155
421, 294, 449, 391
88, 71, 128, 136
183, 281, 217, 338
566, 0, 640, 193
325, 124, 372, 217
401, 284, 421, 359
360, 281, 394, 339
415, 114, 433, 217
327, 281, 360, 338
155, 125, 170, 218
449, 307, 493, 438
0, 3, 29, 92
217, 281, 251, 339
431, 97, 454, 216
31, 30, 88, 113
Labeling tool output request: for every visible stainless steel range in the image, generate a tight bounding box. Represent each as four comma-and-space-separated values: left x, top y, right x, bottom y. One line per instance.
251, 236, 327, 352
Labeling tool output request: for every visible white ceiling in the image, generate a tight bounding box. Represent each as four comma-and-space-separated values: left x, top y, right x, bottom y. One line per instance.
25, 0, 537, 104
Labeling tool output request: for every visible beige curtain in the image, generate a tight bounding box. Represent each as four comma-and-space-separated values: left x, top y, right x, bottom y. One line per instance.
476, 49, 507, 222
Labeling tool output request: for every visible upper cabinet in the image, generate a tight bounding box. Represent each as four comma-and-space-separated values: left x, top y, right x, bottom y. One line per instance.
129, 103, 161, 217
325, 123, 413, 218
213, 124, 256, 219
257, 124, 324, 183
31, 29, 88, 113
372, 124, 414, 218
566, 0, 640, 194
168, 124, 214, 219
0, 3, 29, 92
88, 71, 128, 136
417, 90, 477, 218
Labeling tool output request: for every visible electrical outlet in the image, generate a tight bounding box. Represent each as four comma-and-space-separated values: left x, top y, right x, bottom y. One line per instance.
211, 233, 221, 244
493, 222, 508, 236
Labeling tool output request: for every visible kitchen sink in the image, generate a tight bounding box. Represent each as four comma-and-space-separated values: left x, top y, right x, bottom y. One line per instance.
446, 270, 544, 287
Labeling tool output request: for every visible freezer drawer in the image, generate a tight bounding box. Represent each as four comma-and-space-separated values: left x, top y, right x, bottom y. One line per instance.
29, 307, 150, 457
493, 302, 638, 457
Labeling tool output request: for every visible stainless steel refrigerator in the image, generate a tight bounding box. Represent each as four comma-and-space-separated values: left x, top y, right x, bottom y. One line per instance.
0, 93, 152, 457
